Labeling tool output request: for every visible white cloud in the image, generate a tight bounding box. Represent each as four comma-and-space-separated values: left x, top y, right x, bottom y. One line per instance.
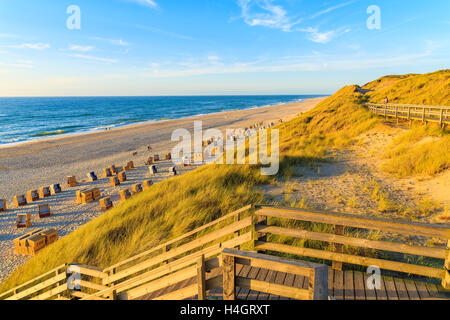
5, 43, 50, 50
71, 54, 118, 64
310, 1, 355, 19
133, 25, 195, 40
237, 0, 302, 32
0, 34, 19, 39
236, 1, 351, 44
91, 37, 130, 46
0, 61, 33, 69
139, 48, 435, 79
68, 44, 94, 52
299, 27, 350, 44
127, 0, 157, 8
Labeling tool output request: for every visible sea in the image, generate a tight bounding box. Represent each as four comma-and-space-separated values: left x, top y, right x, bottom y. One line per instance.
0, 95, 324, 146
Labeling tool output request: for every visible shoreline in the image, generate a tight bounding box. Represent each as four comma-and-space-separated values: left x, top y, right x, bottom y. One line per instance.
0, 96, 325, 149
0, 97, 326, 197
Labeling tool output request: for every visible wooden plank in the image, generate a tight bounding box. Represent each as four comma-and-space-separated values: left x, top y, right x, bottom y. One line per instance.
223, 255, 235, 300
236, 265, 251, 300
255, 242, 445, 279
309, 267, 328, 300
29, 284, 68, 301
393, 277, 410, 300
236, 278, 310, 301
256, 269, 270, 300
363, 273, 377, 300
106, 219, 252, 284
404, 280, 420, 300
274, 272, 288, 300
333, 270, 344, 300
383, 276, 399, 300
425, 283, 440, 297
343, 271, 355, 300
197, 255, 206, 300
76, 280, 108, 292
256, 207, 450, 239
257, 225, 448, 259
245, 267, 261, 300
234, 264, 244, 297
265, 270, 279, 300
124, 266, 197, 300
328, 267, 334, 298
332, 225, 344, 271
0, 264, 67, 299
375, 276, 388, 300
76, 265, 107, 279
105, 205, 252, 272
6, 272, 67, 300
353, 271, 366, 300
228, 248, 327, 278
414, 281, 431, 300
153, 284, 197, 300
95, 245, 223, 299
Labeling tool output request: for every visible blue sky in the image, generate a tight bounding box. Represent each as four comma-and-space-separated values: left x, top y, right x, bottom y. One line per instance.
0, 0, 449, 96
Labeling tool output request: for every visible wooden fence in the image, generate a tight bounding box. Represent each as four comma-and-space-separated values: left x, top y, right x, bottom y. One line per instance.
367, 103, 450, 127
1, 204, 449, 300
253, 206, 450, 290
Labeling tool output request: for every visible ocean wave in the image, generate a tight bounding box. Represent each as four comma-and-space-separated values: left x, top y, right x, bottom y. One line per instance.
33, 130, 68, 137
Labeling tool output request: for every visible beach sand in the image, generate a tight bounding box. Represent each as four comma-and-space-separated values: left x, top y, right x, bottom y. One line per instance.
0, 97, 325, 282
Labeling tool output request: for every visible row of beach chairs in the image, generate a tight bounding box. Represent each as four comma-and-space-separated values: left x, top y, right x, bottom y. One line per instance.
14, 228, 58, 256
16, 204, 52, 228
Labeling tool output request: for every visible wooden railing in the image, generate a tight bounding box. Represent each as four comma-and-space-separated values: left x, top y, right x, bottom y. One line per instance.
221, 248, 328, 300
367, 103, 450, 127
1, 204, 449, 300
253, 206, 450, 289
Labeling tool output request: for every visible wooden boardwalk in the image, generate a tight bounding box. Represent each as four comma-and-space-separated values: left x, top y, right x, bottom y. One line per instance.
139, 264, 450, 301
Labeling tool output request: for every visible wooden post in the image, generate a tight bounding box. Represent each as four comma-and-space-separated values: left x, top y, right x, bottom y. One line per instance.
253, 214, 267, 253
408, 107, 411, 121
222, 254, 235, 300
332, 225, 344, 271
308, 265, 329, 300
440, 109, 444, 128
197, 255, 206, 300
443, 240, 450, 290
395, 106, 399, 125
234, 212, 241, 250
422, 108, 426, 123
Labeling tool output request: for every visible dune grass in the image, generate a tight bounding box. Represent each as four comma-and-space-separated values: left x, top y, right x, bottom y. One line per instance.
383, 124, 450, 177
366, 69, 450, 105
2, 70, 449, 292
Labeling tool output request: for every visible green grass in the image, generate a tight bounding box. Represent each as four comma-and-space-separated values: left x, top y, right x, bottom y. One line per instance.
2, 69, 449, 293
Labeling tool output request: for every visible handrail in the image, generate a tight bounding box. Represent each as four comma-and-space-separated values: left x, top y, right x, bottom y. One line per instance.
254, 206, 450, 289
104, 205, 253, 273
368, 103, 450, 110
367, 103, 450, 126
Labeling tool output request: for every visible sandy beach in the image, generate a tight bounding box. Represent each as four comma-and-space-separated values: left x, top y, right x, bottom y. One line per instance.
0, 97, 325, 282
